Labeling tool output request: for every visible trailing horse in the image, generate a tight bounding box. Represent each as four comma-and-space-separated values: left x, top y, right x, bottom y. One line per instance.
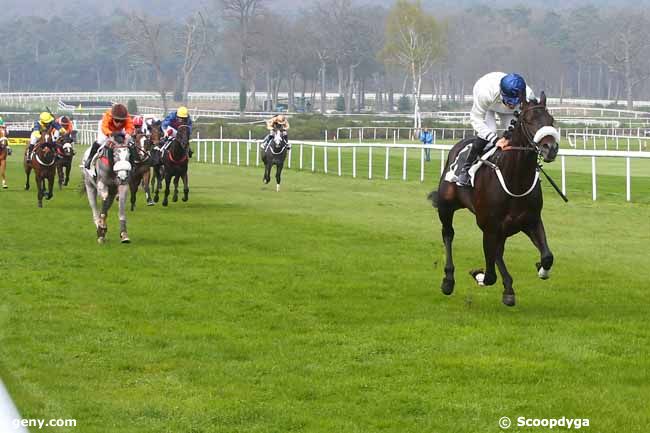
82, 133, 133, 244
129, 121, 161, 210
430, 91, 560, 306
0, 127, 8, 189
261, 127, 289, 192
56, 131, 76, 188
154, 124, 190, 207
24, 131, 58, 208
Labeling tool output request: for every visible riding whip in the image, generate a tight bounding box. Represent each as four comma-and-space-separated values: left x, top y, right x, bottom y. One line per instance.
538, 165, 569, 203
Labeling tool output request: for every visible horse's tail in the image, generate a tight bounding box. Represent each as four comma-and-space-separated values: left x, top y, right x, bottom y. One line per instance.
427, 188, 440, 208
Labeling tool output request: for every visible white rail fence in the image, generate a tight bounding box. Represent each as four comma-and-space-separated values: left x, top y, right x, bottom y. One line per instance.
336, 126, 650, 142
568, 133, 649, 151
189, 136, 650, 202
74, 128, 648, 202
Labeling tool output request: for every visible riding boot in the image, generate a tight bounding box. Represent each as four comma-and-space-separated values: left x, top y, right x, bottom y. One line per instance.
456, 138, 489, 187
26, 144, 35, 162
188, 146, 193, 158
85, 142, 100, 169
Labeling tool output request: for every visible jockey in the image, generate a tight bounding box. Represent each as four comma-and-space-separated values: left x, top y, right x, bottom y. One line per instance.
57, 116, 74, 136
133, 115, 145, 134
162, 106, 193, 157
262, 114, 290, 149
84, 103, 135, 170
456, 72, 535, 187
27, 112, 64, 162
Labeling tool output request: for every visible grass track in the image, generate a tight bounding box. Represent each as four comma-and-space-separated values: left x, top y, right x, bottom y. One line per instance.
0, 151, 649, 432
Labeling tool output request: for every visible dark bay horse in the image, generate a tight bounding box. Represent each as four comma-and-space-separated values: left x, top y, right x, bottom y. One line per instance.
430, 91, 560, 306
129, 121, 161, 210
261, 127, 289, 192
156, 124, 190, 207
24, 131, 58, 208
0, 127, 8, 189
56, 131, 76, 188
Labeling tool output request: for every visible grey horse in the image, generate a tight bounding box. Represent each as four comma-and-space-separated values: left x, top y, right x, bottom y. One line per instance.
82, 134, 133, 244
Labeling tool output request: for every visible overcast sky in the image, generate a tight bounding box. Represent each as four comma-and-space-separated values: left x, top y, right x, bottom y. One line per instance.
2, 0, 647, 18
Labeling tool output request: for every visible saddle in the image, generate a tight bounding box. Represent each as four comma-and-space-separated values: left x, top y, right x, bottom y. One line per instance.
444, 143, 498, 187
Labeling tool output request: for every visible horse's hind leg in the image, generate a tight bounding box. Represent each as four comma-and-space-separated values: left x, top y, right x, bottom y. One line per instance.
57, 164, 64, 189
438, 204, 457, 295
64, 163, 71, 186
144, 169, 154, 205
523, 219, 554, 280
25, 165, 31, 190
46, 174, 54, 200
162, 173, 171, 207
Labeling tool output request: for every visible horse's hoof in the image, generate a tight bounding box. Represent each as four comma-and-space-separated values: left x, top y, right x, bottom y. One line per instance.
536, 262, 550, 280
38, 202, 42, 208
263, 179, 269, 184
441, 278, 455, 295
147, 200, 155, 206
173, 196, 178, 202
276, 185, 280, 192
154, 195, 159, 203
470, 269, 485, 286
46, 194, 53, 200
25, 185, 29, 190
162, 200, 168, 207
97, 237, 105, 245
182, 196, 188, 202
502, 294, 516, 307
120, 233, 131, 244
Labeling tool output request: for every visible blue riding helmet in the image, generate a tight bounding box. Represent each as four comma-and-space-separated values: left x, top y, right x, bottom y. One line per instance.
500, 73, 526, 106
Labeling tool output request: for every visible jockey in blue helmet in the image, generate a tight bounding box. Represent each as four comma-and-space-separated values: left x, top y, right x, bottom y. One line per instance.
455, 72, 534, 187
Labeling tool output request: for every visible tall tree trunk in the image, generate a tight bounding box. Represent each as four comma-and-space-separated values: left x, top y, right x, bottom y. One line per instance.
345, 65, 355, 114
320, 60, 327, 114
388, 86, 394, 113
288, 73, 296, 112
337, 64, 344, 95
577, 63, 582, 98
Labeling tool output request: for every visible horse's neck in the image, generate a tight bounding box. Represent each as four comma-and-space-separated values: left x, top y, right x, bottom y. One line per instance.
498, 128, 538, 180
171, 140, 185, 157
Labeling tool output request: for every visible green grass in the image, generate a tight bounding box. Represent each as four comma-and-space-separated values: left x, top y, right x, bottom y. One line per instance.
0, 149, 649, 433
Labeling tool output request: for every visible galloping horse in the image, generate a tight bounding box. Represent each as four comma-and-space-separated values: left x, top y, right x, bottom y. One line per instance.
261, 127, 289, 192
155, 124, 190, 207
82, 133, 133, 243
129, 121, 161, 210
24, 131, 58, 207
56, 131, 76, 188
0, 127, 8, 189
430, 91, 560, 306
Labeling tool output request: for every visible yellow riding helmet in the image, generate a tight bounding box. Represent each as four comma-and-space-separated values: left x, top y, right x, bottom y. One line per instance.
40, 112, 54, 124
177, 106, 189, 118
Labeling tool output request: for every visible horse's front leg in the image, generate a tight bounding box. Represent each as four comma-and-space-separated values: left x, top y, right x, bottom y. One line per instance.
57, 164, 64, 189
143, 168, 154, 205
263, 161, 271, 184
162, 173, 171, 207
523, 219, 554, 280
494, 238, 516, 306
275, 163, 283, 192
438, 204, 457, 295
172, 175, 180, 202
181, 170, 189, 202
46, 173, 55, 200
471, 231, 499, 287
64, 162, 71, 186
129, 175, 138, 211
118, 184, 130, 243
36, 175, 43, 208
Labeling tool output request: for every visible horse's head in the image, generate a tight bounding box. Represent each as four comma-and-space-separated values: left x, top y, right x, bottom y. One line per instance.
58, 133, 75, 157
149, 120, 163, 146
109, 133, 132, 183
176, 124, 191, 151
516, 91, 559, 163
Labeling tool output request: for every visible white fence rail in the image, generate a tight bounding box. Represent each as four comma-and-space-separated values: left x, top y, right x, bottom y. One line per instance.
568, 133, 650, 151
190, 137, 650, 202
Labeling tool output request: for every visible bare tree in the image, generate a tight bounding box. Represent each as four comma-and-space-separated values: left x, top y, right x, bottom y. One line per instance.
124, 14, 171, 112
174, 12, 210, 104
597, 11, 650, 109
220, 0, 266, 112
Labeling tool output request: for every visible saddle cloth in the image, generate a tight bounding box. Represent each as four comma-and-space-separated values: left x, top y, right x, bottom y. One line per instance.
444, 144, 498, 187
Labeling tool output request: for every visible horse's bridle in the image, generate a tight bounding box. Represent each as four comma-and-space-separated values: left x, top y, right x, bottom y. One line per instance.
512, 105, 555, 156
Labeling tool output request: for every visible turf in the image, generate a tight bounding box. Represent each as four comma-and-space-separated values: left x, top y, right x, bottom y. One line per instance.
0, 147, 649, 433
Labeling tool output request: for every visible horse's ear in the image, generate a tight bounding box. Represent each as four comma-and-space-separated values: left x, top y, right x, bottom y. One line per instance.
518, 88, 527, 106
540, 91, 547, 106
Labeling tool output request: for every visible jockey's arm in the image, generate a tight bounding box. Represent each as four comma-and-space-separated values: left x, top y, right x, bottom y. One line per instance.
470, 87, 499, 146
29, 131, 41, 145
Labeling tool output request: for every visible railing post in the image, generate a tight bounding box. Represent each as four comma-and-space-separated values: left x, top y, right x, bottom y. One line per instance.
626, 157, 631, 202
299, 144, 303, 170
561, 155, 566, 195
385, 146, 390, 180
368, 146, 373, 179
352, 146, 357, 178
402, 147, 407, 181
592, 156, 597, 201
337, 146, 341, 176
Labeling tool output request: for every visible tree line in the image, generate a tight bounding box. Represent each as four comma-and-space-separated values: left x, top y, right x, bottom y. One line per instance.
1, 1, 649, 110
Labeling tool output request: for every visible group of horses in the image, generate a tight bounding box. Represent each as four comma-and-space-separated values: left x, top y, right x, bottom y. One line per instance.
7, 92, 562, 306
16, 120, 191, 243
82, 121, 192, 243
